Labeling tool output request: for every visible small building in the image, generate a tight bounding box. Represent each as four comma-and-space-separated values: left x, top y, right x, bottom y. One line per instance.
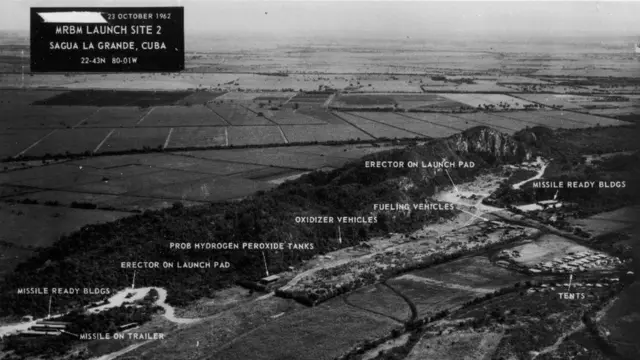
21, 315, 34, 322
259, 275, 280, 285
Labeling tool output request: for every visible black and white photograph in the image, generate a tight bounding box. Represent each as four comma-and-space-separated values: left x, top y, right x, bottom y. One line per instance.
0, 0, 639, 359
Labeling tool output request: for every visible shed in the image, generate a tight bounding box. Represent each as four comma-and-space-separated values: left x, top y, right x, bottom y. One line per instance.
260, 275, 280, 284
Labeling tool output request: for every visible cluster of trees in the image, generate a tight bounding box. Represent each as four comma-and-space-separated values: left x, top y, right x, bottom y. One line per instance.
0, 126, 534, 317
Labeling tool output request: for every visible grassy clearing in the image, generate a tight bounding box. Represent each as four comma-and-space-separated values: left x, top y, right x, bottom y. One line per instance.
139, 105, 228, 127
119, 296, 304, 360
509, 234, 593, 266
282, 124, 373, 143
406, 331, 503, 360
409, 256, 527, 290
386, 279, 477, 319
212, 298, 399, 360
345, 284, 411, 322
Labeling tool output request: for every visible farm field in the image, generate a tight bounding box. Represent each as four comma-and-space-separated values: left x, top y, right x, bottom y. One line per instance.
6, 106, 99, 129
167, 127, 227, 148
296, 107, 347, 124
406, 331, 503, 360
422, 81, 514, 93
451, 112, 528, 134
353, 112, 461, 137
335, 112, 426, 139
0, 129, 55, 158
78, 107, 148, 127
1, 202, 132, 248
438, 93, 536, 109
243, 106, 327, 125
31, 89, 193, 107
568, 205, 640, 238
22, 128, 113, 156
386, 277, 478, 318
401, 112, 480, 131
344, 283, 412, 322
498, 111, 591, 129
2, 144, 395, 212
99, 128, 171, 152
207, 104, 273, 125
409, 256, 528, 290
211, 298, 399, 360
226, 126, 284, 145
138, 105, 228, 127
174, 91, 226, 105
0, 89, 66, 105
282, 124, 373, 142
332, 94, 397, 107
511, 93, 585, 109
545, 110, 630, 127
393, 94, 467, 111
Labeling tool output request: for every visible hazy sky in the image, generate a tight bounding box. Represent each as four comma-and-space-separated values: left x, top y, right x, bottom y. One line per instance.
2, 0, 640, 39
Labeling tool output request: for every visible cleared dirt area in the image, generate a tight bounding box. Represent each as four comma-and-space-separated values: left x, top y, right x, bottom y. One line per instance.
406, 331, 503, 360
410, 256, 528, 290
507, 234, 595, 266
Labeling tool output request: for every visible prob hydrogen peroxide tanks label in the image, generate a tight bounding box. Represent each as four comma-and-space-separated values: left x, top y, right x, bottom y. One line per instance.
30, 7, 185, 72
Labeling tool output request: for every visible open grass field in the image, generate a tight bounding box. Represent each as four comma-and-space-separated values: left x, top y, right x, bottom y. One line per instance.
31, 89, 193, 107
335, 112, 425, 139
118, 296, 305, 360
242, 106, 327, 125
207, 104, 273, 125
211, 297, 399, 360
449, 113, 528, 134
569, 206, 640, 237
546, 110, 630, 127
282, 124, 373, 142
64, 168, 211, 196
406, 331, 503, 360
22, 128, 114, 156
401, 112, 480, 131
352, 112, 460, 137
409, 256, 528, 290
174, 91, 226, 106
167, 127, 227, 148
0, 89, 65, 105
6, 106, 99, 129
227, 126, 285, 145
345, 283, 412, 322
499, 111, 590, 129
78, 107, 148, 127
0, 129, 55, 158
512, 94, 585, 109
297, 107, 347, 124
386, 278, 478, 318
100, 128, 171, 152
333, 94, 397, 107
394, 94, 466, 111
1, 202, 132, 247
138, 105, 228, 127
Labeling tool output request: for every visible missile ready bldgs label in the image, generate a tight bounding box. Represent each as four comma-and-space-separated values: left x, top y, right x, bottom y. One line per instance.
30, 7, 184, 72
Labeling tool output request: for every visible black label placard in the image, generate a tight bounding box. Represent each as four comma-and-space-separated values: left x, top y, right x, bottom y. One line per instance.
30, 7, 184, 72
